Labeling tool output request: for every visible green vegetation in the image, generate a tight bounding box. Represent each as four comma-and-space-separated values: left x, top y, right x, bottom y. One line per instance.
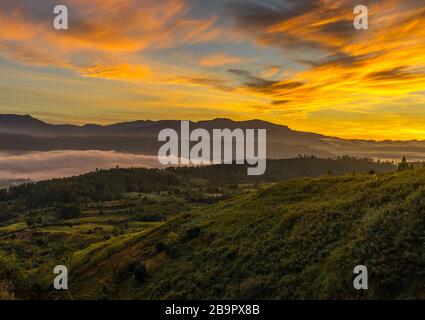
3, 156, 422, 300
0, 156, 395, 208
52, 168, 425, 300
56, 205, 82, 220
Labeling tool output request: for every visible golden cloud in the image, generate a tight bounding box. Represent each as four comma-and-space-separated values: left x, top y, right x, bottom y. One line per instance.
1, 0, 425, 139
0, 0, 230, 85
199, 53, 247, 68
228, 0, 425, 111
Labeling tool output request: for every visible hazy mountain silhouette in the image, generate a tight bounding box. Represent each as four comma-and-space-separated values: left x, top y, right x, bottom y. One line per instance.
1, 114, 425, 160
0, 114, 322, 141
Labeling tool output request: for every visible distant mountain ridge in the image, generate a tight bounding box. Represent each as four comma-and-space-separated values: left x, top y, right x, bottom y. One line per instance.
1, 114, 425, 160
0, 114, 322, 141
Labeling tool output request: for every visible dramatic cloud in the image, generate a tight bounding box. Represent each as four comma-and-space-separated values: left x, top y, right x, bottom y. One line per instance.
225, 0, 425, 131
228, 68, 304, 96
0, 0, 424, 139
0, 0, 230, 86
0, 0, 223, 53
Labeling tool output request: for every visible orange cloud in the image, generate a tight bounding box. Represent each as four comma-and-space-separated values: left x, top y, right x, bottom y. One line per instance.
0, 0, 229, 84
199, 53, 247, 68
260, 65, 282, 78
79, 64, 154, 82
229, 1, 425, 111
1, 0, 425, 140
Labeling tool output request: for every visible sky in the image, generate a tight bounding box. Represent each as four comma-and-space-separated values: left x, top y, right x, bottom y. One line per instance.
0, 0, 424, 140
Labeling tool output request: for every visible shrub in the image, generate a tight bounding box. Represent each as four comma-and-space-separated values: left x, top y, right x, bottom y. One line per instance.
134, 262, 149, 284
56, 205, 81, 220
185, 226, 201, 241
155, 241, 167, 253
115, 261, 136, 283
26, 217, 36, 227
398, 157, 410, 172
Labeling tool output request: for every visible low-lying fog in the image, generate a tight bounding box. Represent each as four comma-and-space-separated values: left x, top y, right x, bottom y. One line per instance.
0, 150, 165, 181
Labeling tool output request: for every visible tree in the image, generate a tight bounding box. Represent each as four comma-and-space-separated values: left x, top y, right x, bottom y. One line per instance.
134, 262, 149, 284
398, 157, 410, 172
26, 216, 36, 227
185, 226, 201, 241
56, 205, 81, 220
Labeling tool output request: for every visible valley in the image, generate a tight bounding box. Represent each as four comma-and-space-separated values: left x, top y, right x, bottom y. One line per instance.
2, 157, 421, 299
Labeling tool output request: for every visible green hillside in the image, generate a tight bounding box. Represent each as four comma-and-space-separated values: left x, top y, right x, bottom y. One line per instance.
0, 156, 395, 209
19, 168, 425, 300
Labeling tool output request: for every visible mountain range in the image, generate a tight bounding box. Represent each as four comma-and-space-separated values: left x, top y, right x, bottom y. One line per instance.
0, 114, 425, 160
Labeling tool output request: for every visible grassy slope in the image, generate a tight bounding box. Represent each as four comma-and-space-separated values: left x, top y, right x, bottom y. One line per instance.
41, 169, 425, 300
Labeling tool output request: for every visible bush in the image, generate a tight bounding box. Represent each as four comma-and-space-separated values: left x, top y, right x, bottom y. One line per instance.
115, 261, 136, 283
134, 262, 149, 284
185, 226, 201, 241
26, 217, 36, 227
155, 241, 167, 253
0, 282, 14, 300
56, 205, 81, 220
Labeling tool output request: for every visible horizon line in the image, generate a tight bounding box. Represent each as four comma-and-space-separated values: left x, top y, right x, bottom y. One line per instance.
1, 113, 425, 143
